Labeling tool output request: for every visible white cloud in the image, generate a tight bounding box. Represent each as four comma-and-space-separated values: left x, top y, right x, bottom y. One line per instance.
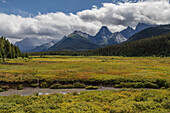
1, 0, 7, 3
0, 0, 170, 43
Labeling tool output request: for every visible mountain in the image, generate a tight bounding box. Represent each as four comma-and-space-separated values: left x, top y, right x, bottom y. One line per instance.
73, 30, 92, 39
89, 23, 153, 46
120, 23, 156, 39
15, 38, 52, 52
89, 26, 127, 46
120, 26, 135, 39
18, 23, 157, 53
89, 26, 112, 46
89, 31, 170, 56
31, 31, 170, 57
128, 24, 170, 42
107, 32, 127, 45
135, 23, 156, 33
48, 33, 100, 51
27, 39, 59, 52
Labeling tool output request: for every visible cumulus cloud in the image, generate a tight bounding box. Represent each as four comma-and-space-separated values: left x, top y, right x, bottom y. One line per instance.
0, 0, 170, 43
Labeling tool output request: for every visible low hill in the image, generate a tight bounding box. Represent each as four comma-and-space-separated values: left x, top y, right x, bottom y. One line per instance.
128, 25, 170, 42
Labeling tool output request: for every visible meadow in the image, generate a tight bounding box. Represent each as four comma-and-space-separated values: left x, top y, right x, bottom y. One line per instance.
0, 56, 169, 89
0, 89, 169, 112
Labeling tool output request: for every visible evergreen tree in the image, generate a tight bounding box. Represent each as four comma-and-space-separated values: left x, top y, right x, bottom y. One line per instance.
5, 39, 12, 58
11, 44, 15, 59
25, 53, 29, 58
0, 36, 22, 61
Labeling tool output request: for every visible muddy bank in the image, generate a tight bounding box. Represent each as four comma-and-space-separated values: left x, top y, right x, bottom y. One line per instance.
0, 87, 119, 96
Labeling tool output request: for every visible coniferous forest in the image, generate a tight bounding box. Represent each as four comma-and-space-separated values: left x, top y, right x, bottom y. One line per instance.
0, 36, 21, 61
90, 32, 170, 57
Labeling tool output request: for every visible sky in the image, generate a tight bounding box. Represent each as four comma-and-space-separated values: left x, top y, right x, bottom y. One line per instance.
0, 0, 170, 43
0, 0, 137, 16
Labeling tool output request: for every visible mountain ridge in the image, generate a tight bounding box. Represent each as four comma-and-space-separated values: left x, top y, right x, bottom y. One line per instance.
128, 24, 170, 42
48, 33, 100, 51
120, 23, 157, 39
18, 22, 157, 53
15, 37, 52, 52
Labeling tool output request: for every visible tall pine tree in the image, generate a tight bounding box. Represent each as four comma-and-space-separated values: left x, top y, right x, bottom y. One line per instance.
0, 36, 22, 61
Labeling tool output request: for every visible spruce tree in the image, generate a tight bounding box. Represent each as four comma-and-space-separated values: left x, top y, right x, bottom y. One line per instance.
5, 39, 12, 58
0, 36, 22, 60
11, 45, 15, 59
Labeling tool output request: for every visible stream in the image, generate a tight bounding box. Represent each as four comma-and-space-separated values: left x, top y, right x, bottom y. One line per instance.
0, 87, 119, 96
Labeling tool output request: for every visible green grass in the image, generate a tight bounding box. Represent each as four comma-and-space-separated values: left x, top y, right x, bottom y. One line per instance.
0, 89, 169, 112
0, 56, 169, 88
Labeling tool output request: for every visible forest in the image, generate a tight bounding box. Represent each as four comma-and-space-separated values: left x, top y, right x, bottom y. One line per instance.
0, 37, 21, 61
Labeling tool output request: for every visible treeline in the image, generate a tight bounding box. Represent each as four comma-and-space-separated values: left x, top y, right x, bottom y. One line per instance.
30, 51, 84, 56
30, 32, 170, 57
90, 32, 170, 57
0, 36, 22, 60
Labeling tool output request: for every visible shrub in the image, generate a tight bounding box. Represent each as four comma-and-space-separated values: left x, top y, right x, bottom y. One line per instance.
162, 100, 170, 109
65, 84, 74, 89
73, 92, 79, 95
156, 79, 169, 88
40, 82, 49, 88
144, 82, 159, 89
114, 82, 145, 88
50, 83, 86, 89
50, 84, 62, 89
50, 84, 74, 89
114, 84, 122, 88
73, 83, 86, 88
1, 86, 10, 91
114, 83, 132, 88
33, 92, 39, 96
134, 95, 148, 102
58, 85, 67, 89
161, 87, 166, 89
134, 82, 145, 88
86, 86, 98, 90
30, 83, 38, 88
0, 88, 4, 92
17, 85, 23, 90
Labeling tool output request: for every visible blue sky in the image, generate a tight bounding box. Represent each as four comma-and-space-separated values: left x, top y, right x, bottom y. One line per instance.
0, 0, 137, 16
